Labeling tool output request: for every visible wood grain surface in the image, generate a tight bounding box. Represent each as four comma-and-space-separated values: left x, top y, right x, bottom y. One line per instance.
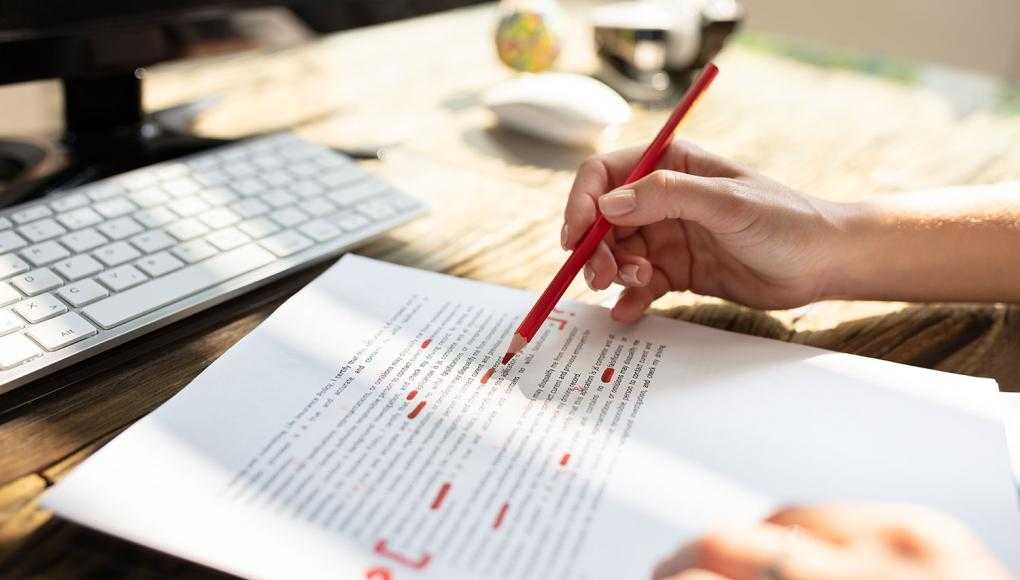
2, 3, 1020, 578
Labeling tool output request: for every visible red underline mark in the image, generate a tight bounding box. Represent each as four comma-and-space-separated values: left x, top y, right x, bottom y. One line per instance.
365, 566, 393, 580
374, 539, 432, 570
406, 389, 418, 401
421, 338, 431, 348
601, 367, 615, 383
408, 401, 426, 419
480, 367, 495, 384
493, 502, 509, 529
430, 482, 451, 510
559, 453, 571, 466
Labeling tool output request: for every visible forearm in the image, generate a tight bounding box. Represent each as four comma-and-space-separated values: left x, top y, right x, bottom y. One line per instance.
826, 183, 1020, 303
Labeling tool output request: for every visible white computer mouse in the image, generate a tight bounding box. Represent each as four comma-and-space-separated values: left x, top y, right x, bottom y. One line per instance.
483, 73, 631, 147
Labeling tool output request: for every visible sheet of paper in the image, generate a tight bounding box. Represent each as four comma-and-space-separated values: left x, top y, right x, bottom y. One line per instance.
43, 256, 1020, 578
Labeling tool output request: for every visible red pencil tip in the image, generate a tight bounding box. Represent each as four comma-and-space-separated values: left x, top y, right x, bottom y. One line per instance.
501, 351, 514, 365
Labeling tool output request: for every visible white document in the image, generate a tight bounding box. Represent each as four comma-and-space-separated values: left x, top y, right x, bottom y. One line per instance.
43, 256, 1020, 578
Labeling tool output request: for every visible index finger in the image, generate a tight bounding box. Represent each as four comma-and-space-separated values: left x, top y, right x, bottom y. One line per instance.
562, 147, 645, 250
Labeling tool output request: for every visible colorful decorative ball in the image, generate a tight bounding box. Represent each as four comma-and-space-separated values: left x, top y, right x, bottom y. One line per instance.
495, 6, 563, 73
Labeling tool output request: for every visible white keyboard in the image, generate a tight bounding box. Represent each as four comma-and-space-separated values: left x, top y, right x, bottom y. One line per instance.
0, 133, 426, 394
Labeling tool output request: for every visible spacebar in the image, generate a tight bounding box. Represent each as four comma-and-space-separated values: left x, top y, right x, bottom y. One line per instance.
82, 244, 277, 329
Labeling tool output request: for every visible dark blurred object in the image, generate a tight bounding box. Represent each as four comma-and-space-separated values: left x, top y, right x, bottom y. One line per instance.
289, 0, 489, 33
0, 0, 319, 207
593, 0, 744, 103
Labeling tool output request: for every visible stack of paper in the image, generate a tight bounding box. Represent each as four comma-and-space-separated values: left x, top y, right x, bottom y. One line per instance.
44, 256, 1020, 578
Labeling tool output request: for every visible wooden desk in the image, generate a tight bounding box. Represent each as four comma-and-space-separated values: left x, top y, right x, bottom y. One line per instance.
3, 4, 1020, 577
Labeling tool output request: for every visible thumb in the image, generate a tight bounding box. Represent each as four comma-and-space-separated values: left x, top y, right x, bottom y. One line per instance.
597, 170, 751, 233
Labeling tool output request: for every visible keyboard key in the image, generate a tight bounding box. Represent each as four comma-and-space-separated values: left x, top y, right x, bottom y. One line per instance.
0, 309, 23, 336
133, 207, 177, 228
224, 161, 257, 178
288, 161, 318, 178
93, 241, 142, 267
154, 163, 189, 180
135, 251, 184, 277
320, 167, 364, 188
261, 171, 292, 187
262, 191, 298, 208
291, 181, 325, 199
206, 227, 250, 251
165, 218, 210, 241
27, 312, 97, 351
359, 199, 396, 220
94, 197, 137, 219
49, 192, 90, 212
14, 293, 67, 323
0, 230, 27, 253
269, 207, 308, 227
162, 177, 202, 198
57, 279, 109, 307
83, 181, 127, 199
251, 153, 283, 169
0, 282, 20, 307
21, 240, 70, 266
56, 207, 103, 230
130, 230, 176, 254
118, 171, 157, 190
0, 216, 10, 229
83, 244, 275, 329
60, 228, 109, 253
98, 216, 144, 240
167, 196, 210, 217
198, 187, 237, 206
171, 239, 218, 264
10, 268, 62, 296
0, 254, 30, 278
298, 198, 334, 216
18, 218, 67, 243
298, 219, 342, 242
129, 187, 171, 208
11, 205, 52, 224
97, 264, 148, 291
199, 208, 241, 230
331, 212, 370, 232
53, 254, 104, 281
258, 230, 313, 257
0, 334, 42, 369
231, 199, 270, 219
194, 169, 229, 187
329, 181, 386, 206
230, 178, 267, 197
237, 217, 280, 239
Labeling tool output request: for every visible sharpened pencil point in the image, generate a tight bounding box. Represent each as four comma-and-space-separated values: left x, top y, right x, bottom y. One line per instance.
501, 333, 527, 365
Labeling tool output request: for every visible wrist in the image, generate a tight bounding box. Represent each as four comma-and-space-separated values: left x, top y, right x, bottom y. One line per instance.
816, 199, 885, 301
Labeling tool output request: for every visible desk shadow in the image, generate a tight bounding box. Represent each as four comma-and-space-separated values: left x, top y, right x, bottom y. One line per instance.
461, 126, 593, 172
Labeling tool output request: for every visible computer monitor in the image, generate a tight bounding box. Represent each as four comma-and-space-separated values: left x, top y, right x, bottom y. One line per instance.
0, 0, 298, 207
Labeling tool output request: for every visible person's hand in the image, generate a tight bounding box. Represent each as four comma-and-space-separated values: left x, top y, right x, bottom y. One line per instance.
652, 503, 1011, 580
562, 141, 850, 321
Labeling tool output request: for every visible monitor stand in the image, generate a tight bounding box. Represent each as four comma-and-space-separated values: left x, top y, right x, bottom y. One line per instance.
0, 71, 235, 208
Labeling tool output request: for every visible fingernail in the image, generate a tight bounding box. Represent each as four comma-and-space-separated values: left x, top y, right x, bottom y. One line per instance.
599, 189, 637, 217
560, 223, 569, 250
619, 264, 641, 286
583, 265, 596, 289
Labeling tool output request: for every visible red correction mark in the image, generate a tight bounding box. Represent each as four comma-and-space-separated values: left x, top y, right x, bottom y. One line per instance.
492, 503, 509, 529
406, 389, 418, 401
374, 539, 431, 570
559, 453, 571, 467
480, 367, 495, 384
408, 401, 426, 419
421, 338, 432, 348
430, 482, 451, 510
601, 368, 615, 383
365, 566, 392, 580
548, 308, 576, 330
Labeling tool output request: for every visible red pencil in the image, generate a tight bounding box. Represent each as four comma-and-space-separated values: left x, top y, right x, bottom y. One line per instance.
501, 63, 720, 365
